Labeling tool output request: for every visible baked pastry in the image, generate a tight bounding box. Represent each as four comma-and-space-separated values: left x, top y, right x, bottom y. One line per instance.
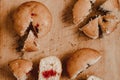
87, 75, 102, 80
13, 1, 52, 37
13, 1, 52, 52
38, 56, 62, 80
22, 31, 39, 52
99, 13, 119, 34
73, 0, 96, 24
80, 17, 100, 39
66, 48, 101, 79
8, 59, 33, 80
100, 0, 119, 12
73, 0, 120, 39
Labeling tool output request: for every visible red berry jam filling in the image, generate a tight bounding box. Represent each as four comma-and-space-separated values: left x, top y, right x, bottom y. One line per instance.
31, 13, 37, 16
42, 69, 57, 78
35, 24, 39, 33
35, 24, 39, 27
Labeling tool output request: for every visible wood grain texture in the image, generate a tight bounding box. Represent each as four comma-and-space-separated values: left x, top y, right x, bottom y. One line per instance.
0, 0, 120, 80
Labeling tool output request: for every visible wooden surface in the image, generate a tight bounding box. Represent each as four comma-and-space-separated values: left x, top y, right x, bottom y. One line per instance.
0, 0, 120, 80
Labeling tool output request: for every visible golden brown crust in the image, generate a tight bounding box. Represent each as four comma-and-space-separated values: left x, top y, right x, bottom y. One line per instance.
81, 17, 99, 39
8, 59, 33, 79
13, 1, 52, 37
66, 48, 101, 79
73, 0, 92, 24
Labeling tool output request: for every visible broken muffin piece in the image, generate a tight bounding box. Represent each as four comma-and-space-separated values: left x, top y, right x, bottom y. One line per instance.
73, 0, 96, 24
8, 59, 33, 80
80, 16, 100, 39
66, 48, 101, 79
99, 13, 120, 34
22, 31, 39, 52
38, 56, 62, 80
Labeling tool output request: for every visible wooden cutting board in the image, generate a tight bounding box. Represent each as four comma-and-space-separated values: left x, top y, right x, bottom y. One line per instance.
0, 0, 120, 80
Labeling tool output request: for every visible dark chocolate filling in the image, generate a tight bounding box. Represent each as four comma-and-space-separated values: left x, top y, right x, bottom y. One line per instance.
16, 22, 38, 52
86, 64, 91, 69
102, 17, 108, 22
98, 24, 103, 38
16, 25, 31, 52
29, 22, 38, 38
